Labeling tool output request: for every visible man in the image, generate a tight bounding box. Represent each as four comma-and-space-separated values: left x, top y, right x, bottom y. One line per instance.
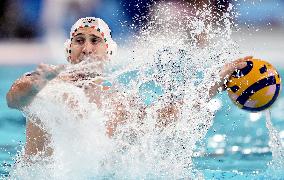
6, 17, 249, 157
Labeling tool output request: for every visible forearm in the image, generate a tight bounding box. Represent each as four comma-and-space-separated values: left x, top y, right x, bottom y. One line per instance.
208, 80, 224, 99
6, 74, 47, 109
6, 64, 64, 110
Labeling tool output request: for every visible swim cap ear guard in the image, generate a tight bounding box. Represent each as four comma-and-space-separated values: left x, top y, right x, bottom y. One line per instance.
64, 17, 117, 61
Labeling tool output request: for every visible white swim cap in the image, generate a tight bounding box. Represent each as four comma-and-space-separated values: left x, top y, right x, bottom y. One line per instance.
64, 17, 117, 61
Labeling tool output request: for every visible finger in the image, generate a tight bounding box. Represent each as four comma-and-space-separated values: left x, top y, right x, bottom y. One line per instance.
227, 62, 247, 72
235, 62, 247, 69
221, 61, 247, 78
243, 56, 253, 60
224, 60, 241, 69
232, 56, 253, 64
232, 58, 246, 64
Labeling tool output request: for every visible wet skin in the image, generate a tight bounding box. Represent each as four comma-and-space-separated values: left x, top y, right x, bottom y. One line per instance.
6, 26, 251, 157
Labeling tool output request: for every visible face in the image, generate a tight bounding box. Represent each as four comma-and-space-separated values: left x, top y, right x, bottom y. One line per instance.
69, 27, 108, 64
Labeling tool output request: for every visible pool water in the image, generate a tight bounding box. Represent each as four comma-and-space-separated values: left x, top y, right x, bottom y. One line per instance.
0, 65, 284, 179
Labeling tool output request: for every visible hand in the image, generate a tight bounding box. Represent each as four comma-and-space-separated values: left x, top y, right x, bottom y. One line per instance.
24, 64, 65, 91
207, 56, 253, 98
7, 64, 64, 109
219, 56, 253, 90
35, 63, 65, 80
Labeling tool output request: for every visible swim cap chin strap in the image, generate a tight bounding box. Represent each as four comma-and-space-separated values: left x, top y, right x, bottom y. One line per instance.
64, 17, 117, 61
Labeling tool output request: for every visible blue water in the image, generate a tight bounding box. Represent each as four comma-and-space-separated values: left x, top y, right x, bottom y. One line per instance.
0, 65, 284, 179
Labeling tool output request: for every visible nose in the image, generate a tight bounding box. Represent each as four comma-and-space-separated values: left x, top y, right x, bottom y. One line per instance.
82, 41, 94, 55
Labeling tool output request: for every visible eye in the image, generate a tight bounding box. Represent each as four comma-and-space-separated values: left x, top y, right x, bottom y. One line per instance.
91, 37, 102, 44
75, 37, 85, 45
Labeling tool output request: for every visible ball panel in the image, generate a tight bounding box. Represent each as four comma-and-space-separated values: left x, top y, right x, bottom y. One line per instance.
227, 58, 281, 112
231, 61, 253, 78
236, 75, 277, 106
242, 84, 281, 111
246, 85, 275, 108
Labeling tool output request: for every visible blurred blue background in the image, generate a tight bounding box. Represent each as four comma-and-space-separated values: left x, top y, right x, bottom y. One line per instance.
1, 0, 284, 178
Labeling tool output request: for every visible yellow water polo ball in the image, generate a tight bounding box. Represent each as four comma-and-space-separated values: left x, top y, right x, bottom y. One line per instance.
226, 58, 281, 112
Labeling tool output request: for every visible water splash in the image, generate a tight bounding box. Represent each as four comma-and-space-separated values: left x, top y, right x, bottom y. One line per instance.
11, 1, 241, 179
265, 110, 284, 170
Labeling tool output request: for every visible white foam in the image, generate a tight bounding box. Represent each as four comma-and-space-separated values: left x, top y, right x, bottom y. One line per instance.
12, 2, 244, 179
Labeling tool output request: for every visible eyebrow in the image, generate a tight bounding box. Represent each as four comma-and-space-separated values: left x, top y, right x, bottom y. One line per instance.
73, 33, 102, 39
74, 33, 83, 37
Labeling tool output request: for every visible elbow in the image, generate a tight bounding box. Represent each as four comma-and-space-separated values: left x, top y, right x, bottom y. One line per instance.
6, 87, 20, 109
6, 79, 34, 110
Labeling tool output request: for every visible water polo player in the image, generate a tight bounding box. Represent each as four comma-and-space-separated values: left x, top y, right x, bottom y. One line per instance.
6, 17, 249, 157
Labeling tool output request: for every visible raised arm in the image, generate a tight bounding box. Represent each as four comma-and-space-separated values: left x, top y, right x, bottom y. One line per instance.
6, 64, 64, 110
151, 56, 253, 127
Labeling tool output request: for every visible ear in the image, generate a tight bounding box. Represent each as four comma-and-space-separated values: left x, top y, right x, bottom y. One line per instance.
64, 39, 72, 62
67, 56, 72, 63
